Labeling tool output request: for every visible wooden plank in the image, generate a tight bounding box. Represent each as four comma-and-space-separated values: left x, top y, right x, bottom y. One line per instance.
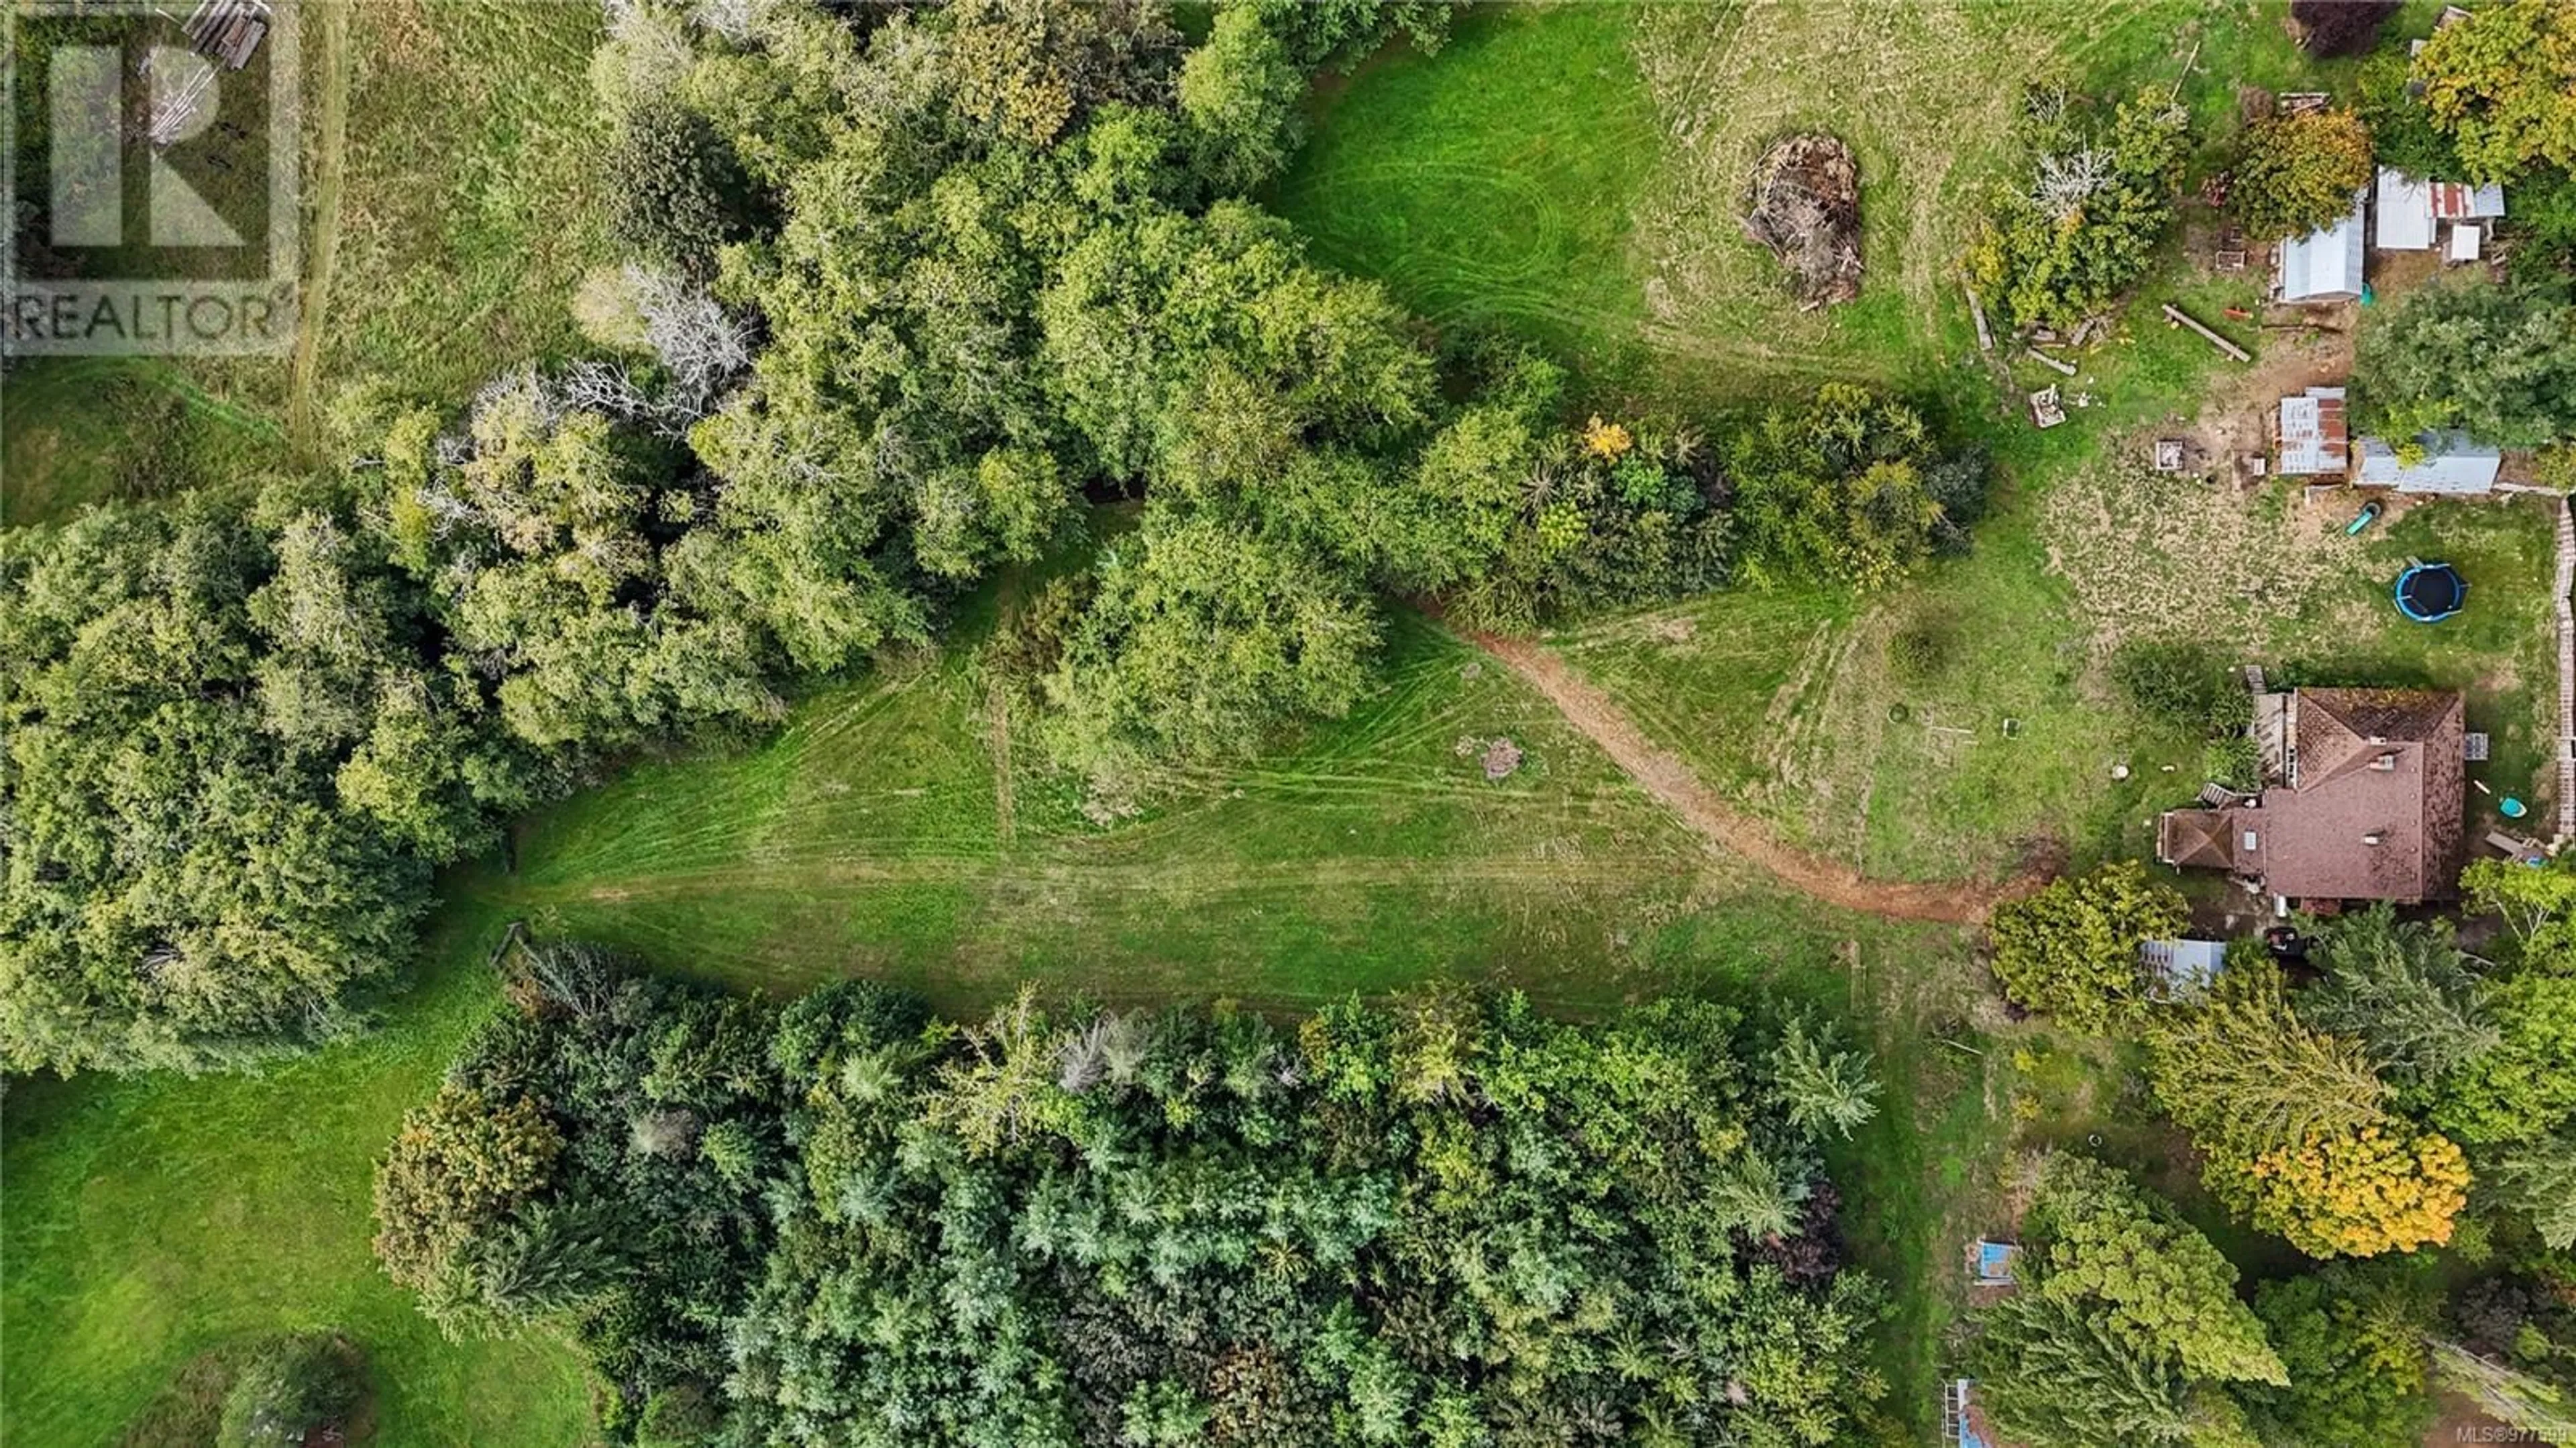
1962, 279, 1993, 353
2160, 303, 2251, 362
2023, 346, 2076, 377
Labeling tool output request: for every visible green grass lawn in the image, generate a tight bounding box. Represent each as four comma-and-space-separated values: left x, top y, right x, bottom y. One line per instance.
0, 358, 289, 526
1277, 4, 1664, 385
1275, 0, 2384, 421
0, 907, 598, 1448
315, 0, 611, 410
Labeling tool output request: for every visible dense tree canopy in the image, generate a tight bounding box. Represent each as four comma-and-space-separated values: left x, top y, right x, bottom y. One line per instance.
2149, 958, 2467, 1259
2242, 1265, 2434, 1448
378, 945, 1894, 1446
0, 496, 439, 1072
2414, 0, 2576, 183
1986, 862, 2187, 1034
1972, 1153, 2278, 1448
2352, 276, 2576, 448
2232, 109, 2373, 245
2021, 1154, 2285, 1388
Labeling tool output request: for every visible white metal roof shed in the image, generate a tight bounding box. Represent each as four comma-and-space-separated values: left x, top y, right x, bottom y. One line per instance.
2355, 432, 2502, 493
2377, 169, 2436, 251
2279, 192, 2367, 300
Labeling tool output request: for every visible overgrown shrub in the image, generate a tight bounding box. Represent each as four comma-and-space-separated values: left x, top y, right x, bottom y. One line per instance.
1888, 613, 1958, 683
2112, 639, 2231, 729
2290, 0, 2400, 58
1965, 86, 2192, 329
602, 102, 759, 274
2357, 50, 2465, 180
2203, 733, 2262, 794
1987, 862, 2188, 1034
2234, 109, 2375, 244
213, 1333, 366, 1448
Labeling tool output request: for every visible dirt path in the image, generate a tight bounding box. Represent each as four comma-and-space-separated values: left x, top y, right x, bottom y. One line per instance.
1448, 622, 2044, 925
286, 0, 350, 458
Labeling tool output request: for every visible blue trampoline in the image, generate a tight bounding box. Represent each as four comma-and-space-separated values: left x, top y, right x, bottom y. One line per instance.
2395, 562, 2465, 623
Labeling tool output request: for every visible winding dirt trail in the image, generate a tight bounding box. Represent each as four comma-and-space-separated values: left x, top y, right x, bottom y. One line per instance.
1450, 623, 2047, 926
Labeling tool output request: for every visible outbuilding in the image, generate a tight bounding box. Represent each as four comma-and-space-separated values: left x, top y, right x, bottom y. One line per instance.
2375, 168, 2504, 254
2275, 385, 2349, 476
2355, 432, 2502, 494
2277, 191, 2366, 301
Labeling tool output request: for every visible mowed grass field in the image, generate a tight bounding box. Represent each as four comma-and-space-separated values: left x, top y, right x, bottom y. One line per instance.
1279, 0, 2400, 415
2, 0, 608, 527
2, 607, 2020, 1445
469, 606, 2010, 1437
0, 909, 598, 1448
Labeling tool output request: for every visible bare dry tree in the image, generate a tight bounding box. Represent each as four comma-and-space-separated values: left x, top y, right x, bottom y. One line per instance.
2032, 147, 2112, 222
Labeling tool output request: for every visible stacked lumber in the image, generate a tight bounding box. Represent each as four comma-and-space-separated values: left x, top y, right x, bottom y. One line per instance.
182, 0, 269, 70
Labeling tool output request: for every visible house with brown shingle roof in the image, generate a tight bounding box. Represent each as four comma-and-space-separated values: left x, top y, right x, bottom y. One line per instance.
2157, 687, 2466, 904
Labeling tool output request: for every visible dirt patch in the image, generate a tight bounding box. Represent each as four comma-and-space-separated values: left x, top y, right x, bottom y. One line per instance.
1458, 735, 1527, 780
2179, 302, 2355, 467
1744, 134, 1863, 308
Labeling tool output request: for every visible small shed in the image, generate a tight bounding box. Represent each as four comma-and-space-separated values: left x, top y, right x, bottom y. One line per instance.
2377, 170, 2437, 252
2428, 180, 2506, 222
1966, 1239, 2022, 1287
2275, 385, 2349, 476
1945, 1379, 2004, 1448
2378, 169, 2504, 253
2277, 192, 2366, 301
2141, 937, 2228, 998
2355, 432, 2502, 494
2449, 223, 2484, 262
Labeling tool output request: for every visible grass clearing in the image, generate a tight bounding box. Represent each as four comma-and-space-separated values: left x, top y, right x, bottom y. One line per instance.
1279, 5, 1664, 383
3, 0, 608, 525
488, 611, 1847, 1010
1279, 0, 2370, 421
317, 0, 612, 409
461, 604, 2012, 1438
1, 358, 288, 525
0, 907, 598, 1448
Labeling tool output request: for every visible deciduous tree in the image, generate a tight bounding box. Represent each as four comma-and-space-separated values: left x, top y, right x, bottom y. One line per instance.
1987, 862, 2187, 1033
2415, 0, 2576, 183
2233, 109, 2373, 244
2352, 277, 2576, 448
